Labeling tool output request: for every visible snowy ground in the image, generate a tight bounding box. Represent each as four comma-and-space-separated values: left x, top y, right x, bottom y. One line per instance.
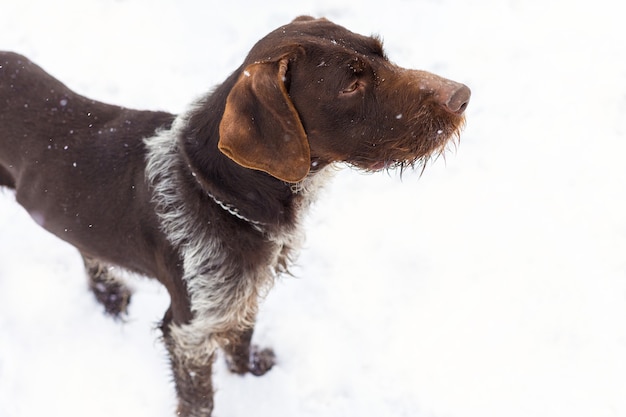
1, 0, 626, 416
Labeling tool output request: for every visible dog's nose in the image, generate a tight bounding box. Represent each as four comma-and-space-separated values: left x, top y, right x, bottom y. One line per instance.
414, 70, 471, 115
441, 83, 471, 115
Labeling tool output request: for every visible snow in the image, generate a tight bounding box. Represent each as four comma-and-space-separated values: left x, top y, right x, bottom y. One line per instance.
1, 0, 625, 416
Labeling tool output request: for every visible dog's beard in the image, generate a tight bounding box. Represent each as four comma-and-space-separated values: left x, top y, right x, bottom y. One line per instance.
348, 114, 465, 175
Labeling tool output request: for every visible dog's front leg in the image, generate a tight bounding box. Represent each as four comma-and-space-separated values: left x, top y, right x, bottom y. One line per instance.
161, 310, 217, 417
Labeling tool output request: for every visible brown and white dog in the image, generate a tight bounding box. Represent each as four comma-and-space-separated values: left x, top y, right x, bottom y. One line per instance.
0, 16, 469, 416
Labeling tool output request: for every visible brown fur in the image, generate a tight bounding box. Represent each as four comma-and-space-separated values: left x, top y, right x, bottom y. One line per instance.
0, 16, 469, 416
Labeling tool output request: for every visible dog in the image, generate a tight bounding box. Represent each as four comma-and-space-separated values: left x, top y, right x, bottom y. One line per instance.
0, 16, 470, 416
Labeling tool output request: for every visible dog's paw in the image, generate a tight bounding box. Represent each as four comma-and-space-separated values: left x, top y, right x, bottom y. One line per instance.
248, 345, 276, 376
90, 281, 132, 318
226, 345, 276, 376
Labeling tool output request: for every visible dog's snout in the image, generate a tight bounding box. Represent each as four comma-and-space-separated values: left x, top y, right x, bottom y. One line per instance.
443, 83, 471, 115
412, 71, 471, 115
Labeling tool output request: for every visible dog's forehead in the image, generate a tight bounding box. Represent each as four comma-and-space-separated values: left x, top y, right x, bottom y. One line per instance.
248, 17, 386, 62
288, 17, 385, 56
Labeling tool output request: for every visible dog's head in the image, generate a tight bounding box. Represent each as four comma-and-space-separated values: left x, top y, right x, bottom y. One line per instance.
218, 16, 470, 183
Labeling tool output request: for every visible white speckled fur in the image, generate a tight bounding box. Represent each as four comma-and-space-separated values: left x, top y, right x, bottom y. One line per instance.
144, 104, 333, 363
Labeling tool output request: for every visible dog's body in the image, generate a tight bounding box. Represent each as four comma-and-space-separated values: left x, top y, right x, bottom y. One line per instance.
0, 16, 469, 416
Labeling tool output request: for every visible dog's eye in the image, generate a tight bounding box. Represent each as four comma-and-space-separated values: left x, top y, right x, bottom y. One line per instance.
341, 80, 361, 95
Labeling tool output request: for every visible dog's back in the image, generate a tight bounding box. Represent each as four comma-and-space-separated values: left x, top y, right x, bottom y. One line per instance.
0, 51, 174, 182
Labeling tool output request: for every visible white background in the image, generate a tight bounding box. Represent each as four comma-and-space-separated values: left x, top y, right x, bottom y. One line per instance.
1, 0, 625, 416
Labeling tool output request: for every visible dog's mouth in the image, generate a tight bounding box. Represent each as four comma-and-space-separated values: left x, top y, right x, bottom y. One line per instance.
353, 114, 465, 174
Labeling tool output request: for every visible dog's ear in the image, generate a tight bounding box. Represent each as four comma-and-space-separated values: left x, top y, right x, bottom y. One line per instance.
218, 57, 310, 183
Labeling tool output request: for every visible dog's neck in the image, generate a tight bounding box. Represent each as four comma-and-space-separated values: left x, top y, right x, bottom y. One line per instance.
184, 153, 330, 235
207, 190, 267, 231
176, 78, 298, 228
184, 160, 268, 232
175, 71, 334, 232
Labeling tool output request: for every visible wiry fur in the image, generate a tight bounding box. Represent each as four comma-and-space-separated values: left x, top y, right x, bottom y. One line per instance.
144, 103, 334, 415
145, 106, 332, 357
